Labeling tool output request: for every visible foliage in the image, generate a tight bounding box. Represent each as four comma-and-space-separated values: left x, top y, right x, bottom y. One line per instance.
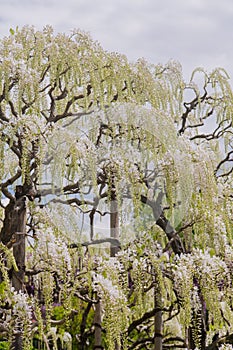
0, 26, 232, 349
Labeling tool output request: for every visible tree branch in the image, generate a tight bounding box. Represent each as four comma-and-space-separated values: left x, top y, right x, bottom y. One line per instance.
179, 89, 207, 134
141, 194, 184, 254
128, 307, 162, 334
69, 237, 121, 249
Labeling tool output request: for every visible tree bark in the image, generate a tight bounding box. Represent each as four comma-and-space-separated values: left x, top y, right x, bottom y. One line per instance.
93, 189, 120, 349
94, 300, 103, 350
0, 194, 27, 350
154, 273, 163, 350
140, 194, 184, 255
11, 200, 27, 292
110, 198, 120, 257
12, 198, 27, 350
0, 195, 27, 291
110, 185, 120, 349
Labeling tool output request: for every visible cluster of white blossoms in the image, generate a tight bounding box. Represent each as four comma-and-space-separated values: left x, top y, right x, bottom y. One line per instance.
31, 229, 71, 272
92, 258, 130, 349
173, 248, 233, 329
173, 253, 194, 323
92, 257, 126, 301
174, 249, 230, 291
12, 289, 32, 321
11, 289, 33, 347
223, 245, 233, 276
92, 273, 123, 301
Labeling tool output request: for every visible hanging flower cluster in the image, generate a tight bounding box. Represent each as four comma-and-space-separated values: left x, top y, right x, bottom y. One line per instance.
7, 289, 33, 350
173, 249, 232, 330
29, 229, 71, 273
92, 258, 130, 350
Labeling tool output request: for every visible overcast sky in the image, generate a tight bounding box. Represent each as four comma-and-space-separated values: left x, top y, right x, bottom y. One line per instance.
1, 0, 233, 81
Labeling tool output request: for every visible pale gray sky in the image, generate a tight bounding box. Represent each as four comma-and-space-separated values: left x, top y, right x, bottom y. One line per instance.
1, 0, 233, 80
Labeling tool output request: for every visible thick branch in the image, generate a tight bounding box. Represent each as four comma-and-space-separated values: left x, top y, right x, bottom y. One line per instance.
70, 237, 121, 249
128, 307, 162, 335
80, 302, 93, 349
141, 194, 184, 255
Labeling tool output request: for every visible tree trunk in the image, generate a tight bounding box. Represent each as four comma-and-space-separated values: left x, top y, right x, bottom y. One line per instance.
12, 197, 27, 350
154, 273, 163, 350
110, 186, 120, 349
93, 175, 120, 349
0, 195, 27, 291
93, 184, 120, 349
11, 203, 26, 292
94, 300, 103, 350
0, 194, 27, 350
154, 310, 162, 350
110, 197, 120, 257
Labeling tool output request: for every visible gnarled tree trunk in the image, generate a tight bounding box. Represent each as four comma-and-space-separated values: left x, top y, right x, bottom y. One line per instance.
110, 197, 120, 258
11, 208, 26, 292
94, 300, 103, 350
0, 192, 27, 350
0, 194, 27, 291
153, 271, 163, 350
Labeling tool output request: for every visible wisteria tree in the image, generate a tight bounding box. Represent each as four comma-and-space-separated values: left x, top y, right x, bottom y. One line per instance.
0, 26, 232, 350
